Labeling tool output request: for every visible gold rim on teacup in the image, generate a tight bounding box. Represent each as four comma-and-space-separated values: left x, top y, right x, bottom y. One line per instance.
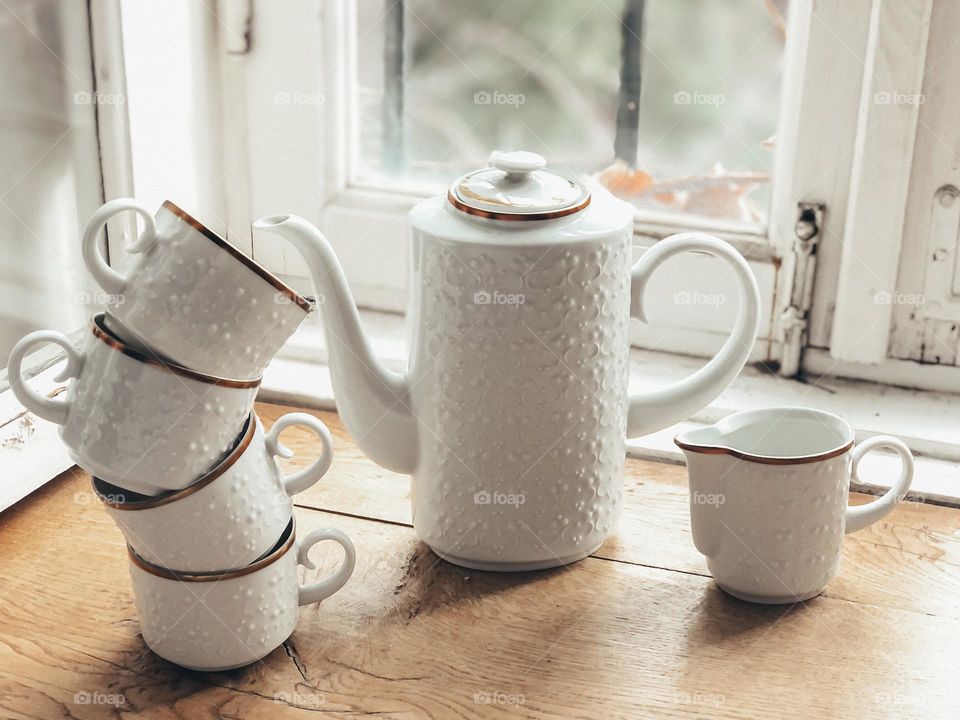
93, 412, 256, 510
672, 437, 854, 465
91, 313, 261, 389
673, 407, 856, 465
161, 200, 313, 313
127, 518, 296, 582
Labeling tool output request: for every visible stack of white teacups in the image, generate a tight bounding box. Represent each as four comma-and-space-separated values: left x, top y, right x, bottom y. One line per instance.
8, 198, 356, 671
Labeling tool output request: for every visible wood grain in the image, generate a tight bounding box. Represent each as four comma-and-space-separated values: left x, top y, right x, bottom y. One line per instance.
0, 402, 958, 719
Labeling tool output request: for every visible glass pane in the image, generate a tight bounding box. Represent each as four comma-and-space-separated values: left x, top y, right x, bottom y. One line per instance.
0, 0, 98, 363
356, 0, 786, 229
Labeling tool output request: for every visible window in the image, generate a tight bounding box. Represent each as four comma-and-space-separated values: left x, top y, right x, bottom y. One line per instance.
0, 0, 103, 363
4, 0, 957, 396
355, 0, 785, 233
223, 0, 790, 363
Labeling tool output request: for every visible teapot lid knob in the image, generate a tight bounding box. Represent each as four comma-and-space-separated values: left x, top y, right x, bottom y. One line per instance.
490, 151, 547, 178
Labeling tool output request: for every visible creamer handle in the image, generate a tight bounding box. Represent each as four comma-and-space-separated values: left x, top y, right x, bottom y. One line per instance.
845, 436, 914, 534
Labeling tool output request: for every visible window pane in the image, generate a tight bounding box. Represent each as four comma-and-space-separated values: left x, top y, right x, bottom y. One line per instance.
356, 0, 786, 228
0, 0, 97, 362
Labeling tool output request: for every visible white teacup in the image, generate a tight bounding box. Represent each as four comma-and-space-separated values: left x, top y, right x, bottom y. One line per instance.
127, 519, 355, 671
675, 407, 914, 604
8, 313, 258, 495
82, 198, 313, 380
94, 411, 334, 572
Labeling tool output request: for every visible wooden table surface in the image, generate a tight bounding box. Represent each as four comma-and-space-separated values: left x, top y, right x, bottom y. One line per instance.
1, 401, 959, 719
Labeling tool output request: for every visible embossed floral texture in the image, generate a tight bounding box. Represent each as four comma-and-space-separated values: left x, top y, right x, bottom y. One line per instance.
129, 549, 300, 671
62, 330, 256, 494
410, 236, 632, 567
687, 454, 850, 602
108, 421, 294, 573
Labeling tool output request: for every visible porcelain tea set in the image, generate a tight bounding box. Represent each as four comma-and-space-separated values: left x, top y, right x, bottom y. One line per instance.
8, 151, 914, 670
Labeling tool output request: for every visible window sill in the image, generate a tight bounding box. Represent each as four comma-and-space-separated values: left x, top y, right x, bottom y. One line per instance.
263, 309, 960, 506
4, 310, 957, 512
0, 362, 75, 511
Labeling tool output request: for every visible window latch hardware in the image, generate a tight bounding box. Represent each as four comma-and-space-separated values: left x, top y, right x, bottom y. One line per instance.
779, 202, 825, 376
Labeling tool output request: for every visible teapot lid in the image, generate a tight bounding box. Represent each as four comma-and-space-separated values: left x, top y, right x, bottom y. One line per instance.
448, 151, 591, 221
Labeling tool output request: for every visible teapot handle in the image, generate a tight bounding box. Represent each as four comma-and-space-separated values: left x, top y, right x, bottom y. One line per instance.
626, 233, 760, 438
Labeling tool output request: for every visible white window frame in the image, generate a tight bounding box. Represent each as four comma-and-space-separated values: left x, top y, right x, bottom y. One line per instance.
770, 0, 957, 392
230, 0, 953, 389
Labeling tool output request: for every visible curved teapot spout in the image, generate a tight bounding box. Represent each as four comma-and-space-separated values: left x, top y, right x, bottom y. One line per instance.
253, 215, 417, 475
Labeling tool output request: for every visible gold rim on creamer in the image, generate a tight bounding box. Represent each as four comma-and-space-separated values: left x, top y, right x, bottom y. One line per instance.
128, 519, 296, 582
93, 413, 256, 510
446, 189, 591, 222
161, 200, 313, 313
673, 437, 855, 465
91, 314, 261, 389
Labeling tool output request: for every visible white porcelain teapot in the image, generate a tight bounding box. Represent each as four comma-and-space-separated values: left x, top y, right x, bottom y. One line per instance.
256, 151, 760, 571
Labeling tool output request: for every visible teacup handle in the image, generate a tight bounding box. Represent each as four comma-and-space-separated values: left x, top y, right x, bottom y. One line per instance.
296, 528, 356, 606
265, 413, 335, 496
845, 436, 914, 534
81, 198, 159, 295
627, 233, 761, 437
7, 330, 84, 425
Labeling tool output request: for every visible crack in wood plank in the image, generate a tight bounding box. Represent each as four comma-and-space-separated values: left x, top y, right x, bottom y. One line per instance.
283, 639, 310, 685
